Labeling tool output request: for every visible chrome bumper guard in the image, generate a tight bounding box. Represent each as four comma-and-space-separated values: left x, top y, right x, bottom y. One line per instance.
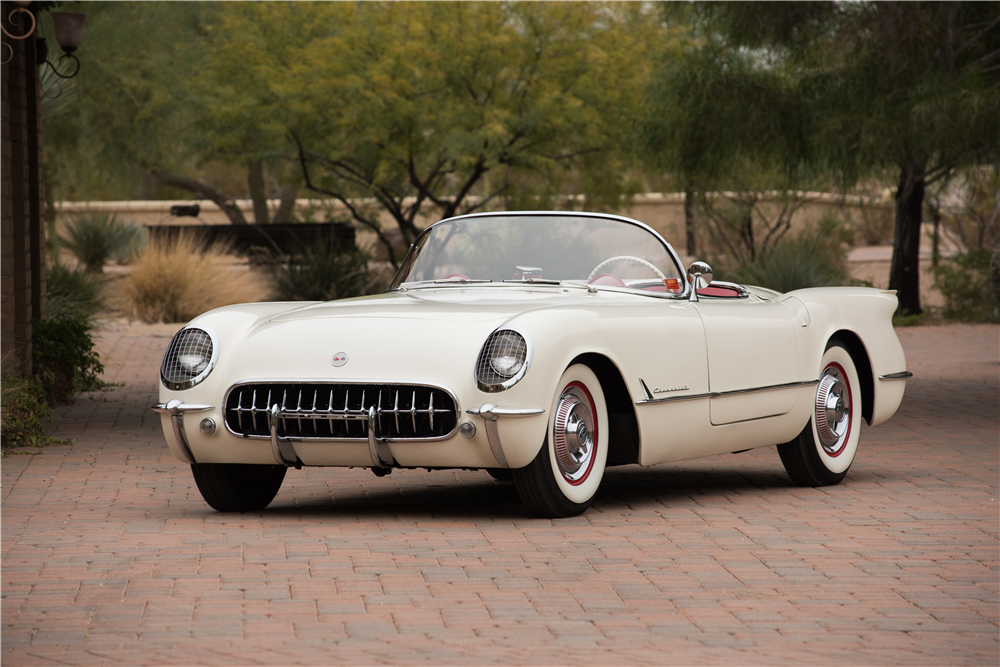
263, 403, 390, 469
466, 403, 545, 468
151, 400, 213, 464
878, 371, 913, 381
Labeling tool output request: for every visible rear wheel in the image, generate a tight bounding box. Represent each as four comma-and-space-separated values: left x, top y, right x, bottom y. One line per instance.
513, 364, 608, 517
191, 463, 286, 511
778, 340, 862, 486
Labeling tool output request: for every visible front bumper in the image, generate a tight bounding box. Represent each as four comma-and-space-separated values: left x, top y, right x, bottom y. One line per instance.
153, 399, 547, 470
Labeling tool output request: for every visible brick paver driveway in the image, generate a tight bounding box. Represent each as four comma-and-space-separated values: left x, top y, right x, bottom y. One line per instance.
2, 322, 997, 665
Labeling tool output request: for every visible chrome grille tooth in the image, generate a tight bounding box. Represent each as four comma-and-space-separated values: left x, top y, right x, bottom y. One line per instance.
344, 389, 350, 435
296, 389, 304, 435
394, 390, 401, 434
361, 389, 368, 432
281, 389, 288, 435
429, 392, 434, 430
327, 389, 335, 436
265, 389, 272, 434
411, 390, 417, 433
310, 389, 318, 435
377, 390, 384, 433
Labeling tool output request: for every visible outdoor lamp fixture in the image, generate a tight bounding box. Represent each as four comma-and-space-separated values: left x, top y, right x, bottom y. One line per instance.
1, 3, 86, 80
43, 11, 86, 78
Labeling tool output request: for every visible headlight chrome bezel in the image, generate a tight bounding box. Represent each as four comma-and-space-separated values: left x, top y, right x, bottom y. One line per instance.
161, 325, 219, 391
475, 327, 533, 393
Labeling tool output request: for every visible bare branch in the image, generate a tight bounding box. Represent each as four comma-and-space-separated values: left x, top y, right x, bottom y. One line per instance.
291, 131, 399, 268
956, 14, 1000, 56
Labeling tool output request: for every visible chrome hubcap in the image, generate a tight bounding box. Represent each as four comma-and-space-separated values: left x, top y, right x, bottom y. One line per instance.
815, 367, 850, 453
553, 386, 595, 482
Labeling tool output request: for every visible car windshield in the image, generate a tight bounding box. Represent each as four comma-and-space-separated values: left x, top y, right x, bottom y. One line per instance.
391, 214, 685, 295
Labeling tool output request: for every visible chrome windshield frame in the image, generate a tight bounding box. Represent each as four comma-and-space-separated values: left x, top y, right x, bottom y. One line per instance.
387, 211, 690, 298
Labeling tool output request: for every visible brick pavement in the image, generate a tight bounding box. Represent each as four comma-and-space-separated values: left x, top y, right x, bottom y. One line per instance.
2, 320, 997, 665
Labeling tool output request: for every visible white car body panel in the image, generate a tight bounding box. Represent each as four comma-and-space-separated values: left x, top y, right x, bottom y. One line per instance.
157, 213, 909, 484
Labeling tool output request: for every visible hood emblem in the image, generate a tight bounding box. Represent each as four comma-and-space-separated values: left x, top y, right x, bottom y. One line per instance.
331, 352, 349, 367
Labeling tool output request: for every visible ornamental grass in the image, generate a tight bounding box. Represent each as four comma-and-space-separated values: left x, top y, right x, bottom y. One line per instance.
117, 232, 267, 323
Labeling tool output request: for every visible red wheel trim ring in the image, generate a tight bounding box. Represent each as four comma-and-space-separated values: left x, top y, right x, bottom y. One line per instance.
823, 361, 852, 458
557, 380, 598, 485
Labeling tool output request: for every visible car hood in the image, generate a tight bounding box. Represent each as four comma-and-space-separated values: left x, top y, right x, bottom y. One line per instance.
213, 288, 587, 384
268, 287, 589, 323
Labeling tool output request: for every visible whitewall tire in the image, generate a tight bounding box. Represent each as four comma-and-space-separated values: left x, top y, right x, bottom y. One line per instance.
778, 340, 863, 486
513, 364, 608, 517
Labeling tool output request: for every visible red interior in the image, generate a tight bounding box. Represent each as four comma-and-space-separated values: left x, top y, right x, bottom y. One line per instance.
697, 284, 743, 298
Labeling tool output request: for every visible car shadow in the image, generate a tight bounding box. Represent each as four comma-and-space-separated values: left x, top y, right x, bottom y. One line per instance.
242, 461, 883, 521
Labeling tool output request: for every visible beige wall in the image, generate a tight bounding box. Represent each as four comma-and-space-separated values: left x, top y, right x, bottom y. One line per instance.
55, 192, 894, 255
56, 195, 954, 306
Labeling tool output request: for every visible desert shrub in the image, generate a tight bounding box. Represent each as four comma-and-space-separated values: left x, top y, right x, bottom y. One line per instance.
0, 365, 63, 452
46, 260, 105, 319
33, 314, 106, 404
60, 213, 147, 272
724, 216, 851, 293
118, 232, 267, 323
269, 246, 391, 301
933, 247, 999, 322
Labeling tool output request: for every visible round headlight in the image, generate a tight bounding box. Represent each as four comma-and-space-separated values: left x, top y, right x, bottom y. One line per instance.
476, 329, 531, 392
488, 332, 526, 378
161, 327, 217, 390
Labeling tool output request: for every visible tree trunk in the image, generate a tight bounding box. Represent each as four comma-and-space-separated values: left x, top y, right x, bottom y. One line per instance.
888, 159, 926, 316
684, 184, 696, 257
273, 183, 297, 223
247, 161, 270, 225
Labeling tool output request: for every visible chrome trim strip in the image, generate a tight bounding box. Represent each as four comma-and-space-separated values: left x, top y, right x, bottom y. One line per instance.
878, 371, 913, 381
639, 378, 654, 401
222, 380, 461, 442
466, 404, 546, 419
636, 390, 715, 405
718, 379, 820, 397
152, 401, 214, 413
635, 380, 819, 405
465, 403, 547, 469
151, 400, 213, 464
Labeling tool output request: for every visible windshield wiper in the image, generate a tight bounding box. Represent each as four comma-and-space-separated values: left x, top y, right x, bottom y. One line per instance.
432, 278, 493, 284
502, 278, 562, 285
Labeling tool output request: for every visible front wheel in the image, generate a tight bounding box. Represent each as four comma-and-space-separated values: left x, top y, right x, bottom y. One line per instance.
777, 340, 863, 486
191, 463, 287, 511
513, 364, 608, 517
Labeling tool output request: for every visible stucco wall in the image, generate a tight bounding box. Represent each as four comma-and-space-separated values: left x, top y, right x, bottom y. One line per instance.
54, 192, 892, 255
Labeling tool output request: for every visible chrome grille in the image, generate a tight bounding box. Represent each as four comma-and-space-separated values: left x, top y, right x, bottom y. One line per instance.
224, 383, 458, 440
475, 330, 528, 387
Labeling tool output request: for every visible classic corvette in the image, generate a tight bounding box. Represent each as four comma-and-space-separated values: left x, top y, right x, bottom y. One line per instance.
154, 211, 911, 517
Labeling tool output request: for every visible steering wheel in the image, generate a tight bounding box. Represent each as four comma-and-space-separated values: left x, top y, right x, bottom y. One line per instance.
587, 256, 667, 284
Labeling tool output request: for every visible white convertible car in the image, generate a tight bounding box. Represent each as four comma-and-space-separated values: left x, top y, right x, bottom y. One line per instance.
154, 212, 910, 517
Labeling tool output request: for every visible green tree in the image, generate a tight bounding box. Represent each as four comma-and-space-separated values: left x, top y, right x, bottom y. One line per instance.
209, 1, 660, 263
639, 2, 1000, 314
43, 2, 293, 224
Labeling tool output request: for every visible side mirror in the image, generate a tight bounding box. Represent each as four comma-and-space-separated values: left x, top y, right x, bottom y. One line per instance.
686, 261, 713, 302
